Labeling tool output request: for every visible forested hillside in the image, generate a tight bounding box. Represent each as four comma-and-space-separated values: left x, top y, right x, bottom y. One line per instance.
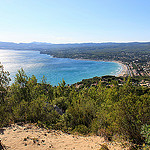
40, 42, 150, 61
0, 65, 150, 149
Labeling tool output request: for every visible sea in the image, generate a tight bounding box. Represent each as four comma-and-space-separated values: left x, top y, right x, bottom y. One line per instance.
0, 49, 122, 86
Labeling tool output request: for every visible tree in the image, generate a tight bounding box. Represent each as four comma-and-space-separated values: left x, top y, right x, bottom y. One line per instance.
15, 68, 28, 88
0, 64, 11, 103
0, 64, 11, 126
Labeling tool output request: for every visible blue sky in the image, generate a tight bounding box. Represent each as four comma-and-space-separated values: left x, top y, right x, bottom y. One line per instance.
0, 0, 150, 43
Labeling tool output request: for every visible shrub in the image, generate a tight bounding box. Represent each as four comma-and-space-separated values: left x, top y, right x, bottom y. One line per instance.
73, 125, 89, 135
141, 124, 150, 148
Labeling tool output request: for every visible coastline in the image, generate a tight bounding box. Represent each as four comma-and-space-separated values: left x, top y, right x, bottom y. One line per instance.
74, 58, 128, 77
1, 49, 128, 78
1, 50, 129, 86
115, 61, 128, 77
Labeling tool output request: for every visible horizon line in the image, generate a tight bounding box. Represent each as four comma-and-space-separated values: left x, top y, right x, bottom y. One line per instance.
0, 40, 150, 44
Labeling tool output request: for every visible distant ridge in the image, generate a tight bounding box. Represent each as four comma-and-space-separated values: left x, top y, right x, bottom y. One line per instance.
0, 41, 150, 50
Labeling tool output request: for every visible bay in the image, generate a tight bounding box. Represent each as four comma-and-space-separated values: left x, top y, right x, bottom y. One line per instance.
0, 50, 122, 86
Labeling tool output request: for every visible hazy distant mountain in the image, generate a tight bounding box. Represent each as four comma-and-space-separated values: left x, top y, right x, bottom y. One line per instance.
0, 41, 150, 50
0, 41, 52, 50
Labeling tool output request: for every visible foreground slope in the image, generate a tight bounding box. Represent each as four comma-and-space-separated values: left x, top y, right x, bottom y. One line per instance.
1, 123, 129, 150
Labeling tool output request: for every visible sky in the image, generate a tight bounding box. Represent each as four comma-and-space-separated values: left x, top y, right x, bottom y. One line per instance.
0, 0, 150, 44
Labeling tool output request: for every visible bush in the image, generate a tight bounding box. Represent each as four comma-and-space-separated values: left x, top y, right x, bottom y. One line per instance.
141, 124, 150, 146
73, 125, 89, 135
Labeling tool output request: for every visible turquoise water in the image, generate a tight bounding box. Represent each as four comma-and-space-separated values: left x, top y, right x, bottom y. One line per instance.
0, 50, 122, 86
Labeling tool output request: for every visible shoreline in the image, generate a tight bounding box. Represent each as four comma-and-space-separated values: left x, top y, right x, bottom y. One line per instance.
74, 58, 128, 77
0, 49, 128, 83
115, 61, 128, 77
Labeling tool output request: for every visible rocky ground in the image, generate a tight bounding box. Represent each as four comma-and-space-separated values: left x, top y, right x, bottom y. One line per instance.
0, 123, 130, 150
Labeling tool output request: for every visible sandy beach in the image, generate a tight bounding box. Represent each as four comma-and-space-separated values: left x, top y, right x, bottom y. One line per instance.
111, 61, 128, 77
0, 123, 130, 150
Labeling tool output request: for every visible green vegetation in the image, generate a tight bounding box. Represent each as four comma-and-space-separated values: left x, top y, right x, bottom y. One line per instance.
141, 124, 150, 148
40, 42, 150, 63
0, 66, 150, 149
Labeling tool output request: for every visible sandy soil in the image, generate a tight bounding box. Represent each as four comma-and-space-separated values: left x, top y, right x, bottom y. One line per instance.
0, 123, 130, 150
